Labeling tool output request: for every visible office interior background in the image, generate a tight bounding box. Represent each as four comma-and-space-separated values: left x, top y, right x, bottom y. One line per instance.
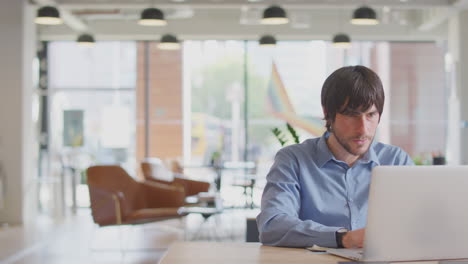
2, 0, 468, 263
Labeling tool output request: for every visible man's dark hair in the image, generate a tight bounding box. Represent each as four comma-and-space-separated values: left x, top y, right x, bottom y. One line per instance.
321, 65, 384, 132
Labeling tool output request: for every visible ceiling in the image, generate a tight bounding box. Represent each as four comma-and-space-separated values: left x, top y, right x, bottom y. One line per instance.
34, 0, 468, 42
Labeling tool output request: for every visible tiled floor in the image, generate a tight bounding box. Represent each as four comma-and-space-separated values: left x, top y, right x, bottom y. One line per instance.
0, 208, 259, 264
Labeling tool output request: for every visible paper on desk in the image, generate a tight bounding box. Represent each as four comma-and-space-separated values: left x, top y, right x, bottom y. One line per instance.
306, 245, 331, 252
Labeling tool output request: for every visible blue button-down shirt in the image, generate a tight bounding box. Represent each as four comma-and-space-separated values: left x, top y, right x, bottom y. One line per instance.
257, 132, 413, 248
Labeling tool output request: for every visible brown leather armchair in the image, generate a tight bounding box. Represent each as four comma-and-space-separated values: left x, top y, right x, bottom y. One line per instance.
87, 165, 186, 226
141, 158, 210, 197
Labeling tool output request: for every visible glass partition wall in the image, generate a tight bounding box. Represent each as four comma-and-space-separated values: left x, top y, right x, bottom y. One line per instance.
47, 41, 137, 209
183, 40, 447, 206
44, 40, 447, 212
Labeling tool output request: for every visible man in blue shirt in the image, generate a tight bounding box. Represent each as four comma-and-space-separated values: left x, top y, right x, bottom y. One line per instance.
257, 65, 413, 249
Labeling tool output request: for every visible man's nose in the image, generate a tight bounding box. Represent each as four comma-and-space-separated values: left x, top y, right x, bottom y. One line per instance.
355, 115, 368, 134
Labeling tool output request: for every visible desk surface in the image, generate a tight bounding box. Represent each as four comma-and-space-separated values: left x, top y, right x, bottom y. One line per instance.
160, 242, 346, 264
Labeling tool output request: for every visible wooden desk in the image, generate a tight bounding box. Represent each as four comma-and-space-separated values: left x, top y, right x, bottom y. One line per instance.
160, 242, 346, 264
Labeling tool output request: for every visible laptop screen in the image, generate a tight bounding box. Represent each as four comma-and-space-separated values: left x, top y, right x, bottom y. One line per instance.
363, 166, 468, 262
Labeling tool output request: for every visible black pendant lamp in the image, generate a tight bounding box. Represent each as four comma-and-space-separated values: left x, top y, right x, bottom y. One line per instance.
35, 6, 63, 25
77, 34, 95, 46
138, 8, 167, 26
332, 33, 351, 48
259, 35, 277, 46
158, 34, 181, 50
351, 6, 379, 25
261, 6, 289, 25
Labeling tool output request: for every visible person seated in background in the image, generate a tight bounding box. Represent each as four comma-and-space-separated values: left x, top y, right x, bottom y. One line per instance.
141, 157, 211, 197
257, 65, 413, 249
170, 159, 184, 174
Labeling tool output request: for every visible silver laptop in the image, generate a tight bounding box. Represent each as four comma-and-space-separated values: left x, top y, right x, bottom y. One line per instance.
328, 165, 468, 262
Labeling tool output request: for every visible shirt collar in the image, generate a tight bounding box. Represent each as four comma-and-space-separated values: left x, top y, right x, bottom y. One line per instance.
316, 132, 336, 168
358, 140, 380, 166
315, 132, 380, 167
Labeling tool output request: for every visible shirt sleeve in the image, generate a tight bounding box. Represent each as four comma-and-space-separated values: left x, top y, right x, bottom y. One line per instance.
397, 148, 414, 166
256, 148, 343, 248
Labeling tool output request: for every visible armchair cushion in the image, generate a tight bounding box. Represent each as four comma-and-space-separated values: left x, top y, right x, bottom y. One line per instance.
141, 158, 174, 182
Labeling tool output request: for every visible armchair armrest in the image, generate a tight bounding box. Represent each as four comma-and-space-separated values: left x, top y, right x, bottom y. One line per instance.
145, 177, 185, 191
142, 181, 186, 208
88, 186, 127, 226
174, 176, 210, 196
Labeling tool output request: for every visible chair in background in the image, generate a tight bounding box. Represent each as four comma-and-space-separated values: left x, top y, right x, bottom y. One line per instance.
229, 161, 258, 209
141, 158, 211, 198
87, 165, 187, 227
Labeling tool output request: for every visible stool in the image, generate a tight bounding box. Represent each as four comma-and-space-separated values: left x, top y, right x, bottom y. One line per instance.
246, 217, 259, 242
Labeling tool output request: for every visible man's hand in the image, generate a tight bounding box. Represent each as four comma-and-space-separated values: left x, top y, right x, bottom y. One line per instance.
342, 228, 365, 248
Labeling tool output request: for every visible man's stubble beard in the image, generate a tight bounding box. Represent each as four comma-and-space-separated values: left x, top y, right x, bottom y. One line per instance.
332, 129, 374, 157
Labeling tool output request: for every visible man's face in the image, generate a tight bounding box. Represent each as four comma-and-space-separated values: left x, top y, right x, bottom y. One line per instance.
330, 104, 380, 157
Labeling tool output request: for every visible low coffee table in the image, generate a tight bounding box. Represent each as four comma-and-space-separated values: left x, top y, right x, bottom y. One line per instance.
179, 206, 222, 219
185, 192, 220, 208
179, 206, 224, 241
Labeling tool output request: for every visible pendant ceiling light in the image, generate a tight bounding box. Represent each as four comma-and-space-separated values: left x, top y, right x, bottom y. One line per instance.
351, 6, 379, 25
158, 34, 181, 50
77, 34, 95, 46
35, 6, 63, 25
332, 33, 351, 48
261, 6, 289, 25
259, 35, 277, 46
138, 8, 167, 26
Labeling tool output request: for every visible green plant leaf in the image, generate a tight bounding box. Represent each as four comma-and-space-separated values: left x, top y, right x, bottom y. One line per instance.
286, 123, 300, 144
271, 127, 288, 146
